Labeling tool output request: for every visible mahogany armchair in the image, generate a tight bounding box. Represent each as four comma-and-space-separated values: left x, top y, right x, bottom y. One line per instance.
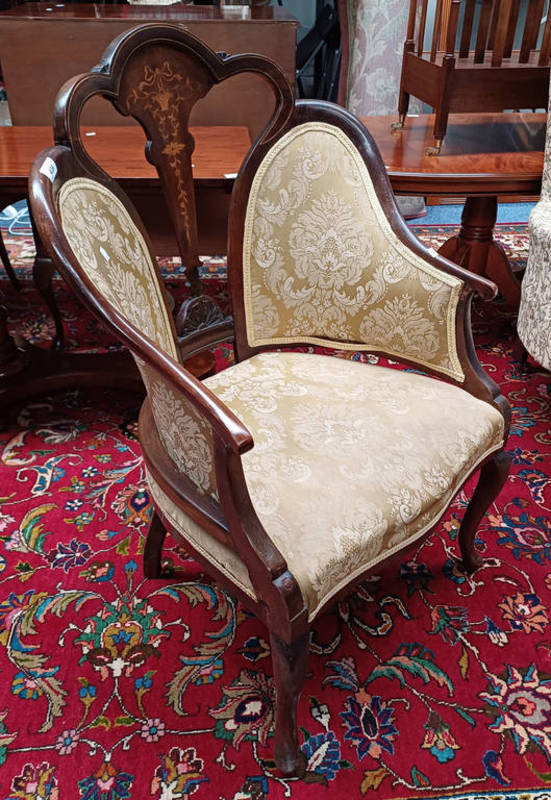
30, 25, 511, 777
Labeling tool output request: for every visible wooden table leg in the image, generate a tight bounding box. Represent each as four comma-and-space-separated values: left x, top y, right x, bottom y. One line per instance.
0, 293, 145, 424
438, 196, 521, 308
31, 210, 65, 347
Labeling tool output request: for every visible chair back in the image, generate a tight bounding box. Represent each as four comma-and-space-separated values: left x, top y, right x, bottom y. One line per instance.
229, 100, 466, 382
31, 146, 224, 513
53, 23, 293, 287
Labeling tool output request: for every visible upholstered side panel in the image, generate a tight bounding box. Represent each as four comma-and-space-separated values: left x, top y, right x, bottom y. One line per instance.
59, 179, 217, 499
147, 472, 255, 600
243, 122, 464, 381
137, 359, 218, 500
59, 178, 179, 360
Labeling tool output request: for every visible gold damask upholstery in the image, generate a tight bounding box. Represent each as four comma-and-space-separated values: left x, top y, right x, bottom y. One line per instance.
33, 43, 510, 773
56, 173, 506, 617
243, 123, 464, 380
149, 351, 504, 619
59, 179, 178, 359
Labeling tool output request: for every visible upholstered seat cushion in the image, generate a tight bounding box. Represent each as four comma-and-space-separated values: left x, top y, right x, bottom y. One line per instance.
147, 352, 505, 620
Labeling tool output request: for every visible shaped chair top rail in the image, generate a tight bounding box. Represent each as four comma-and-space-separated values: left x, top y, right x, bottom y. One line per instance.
52, 23, 295, 274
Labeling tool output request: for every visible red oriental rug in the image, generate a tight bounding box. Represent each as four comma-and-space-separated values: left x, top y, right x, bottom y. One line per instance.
2, 223, 551, 800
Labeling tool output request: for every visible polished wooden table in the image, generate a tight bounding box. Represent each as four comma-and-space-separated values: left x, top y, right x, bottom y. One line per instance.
0, 124, 251, 256
0, 124, 251, 417
364, 112, 545, 307
0, 3, 297, 139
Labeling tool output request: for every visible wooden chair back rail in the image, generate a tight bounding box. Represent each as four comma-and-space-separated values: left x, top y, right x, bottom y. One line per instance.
410, 0, 549, 65
539, 10, 551, 65
446, 0, 461, 55
474, 0, 494, 61
53, 23, 294, 291
459, 0, 476, 57
417, 0, 429, 56
521, 0, 545, 62
492, 0, 513, 66
430, 0, 444, 60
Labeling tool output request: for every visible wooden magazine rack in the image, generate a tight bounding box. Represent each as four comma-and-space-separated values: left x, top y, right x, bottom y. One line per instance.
394, 0, 551, 154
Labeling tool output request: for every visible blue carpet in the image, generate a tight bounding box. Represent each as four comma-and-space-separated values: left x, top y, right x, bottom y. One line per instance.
414, 201, 535, 225
1, 198, 535, 235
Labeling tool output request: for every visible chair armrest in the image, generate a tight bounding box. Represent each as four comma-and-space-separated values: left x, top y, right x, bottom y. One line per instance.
129, 325, 254, 457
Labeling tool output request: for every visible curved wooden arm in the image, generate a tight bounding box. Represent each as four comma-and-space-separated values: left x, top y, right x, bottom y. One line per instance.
140, 397, 306, 638
397, 224, 498, 301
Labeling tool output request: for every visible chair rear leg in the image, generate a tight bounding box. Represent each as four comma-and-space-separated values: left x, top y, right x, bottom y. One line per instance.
0, 233, 20, 291
269, 631, 309, 777
144, 510, 173, 578
459, 450, 511, 572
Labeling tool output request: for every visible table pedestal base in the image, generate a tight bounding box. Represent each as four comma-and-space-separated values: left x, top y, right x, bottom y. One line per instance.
0, 308, 213, 425
0, 318, 144, 426
438, 196, 521, 308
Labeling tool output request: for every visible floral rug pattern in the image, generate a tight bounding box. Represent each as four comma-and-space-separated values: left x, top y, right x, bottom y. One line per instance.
1, 223, 551, 800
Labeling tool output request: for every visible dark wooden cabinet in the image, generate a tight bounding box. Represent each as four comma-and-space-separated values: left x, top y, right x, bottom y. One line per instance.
0, 3, 298, 138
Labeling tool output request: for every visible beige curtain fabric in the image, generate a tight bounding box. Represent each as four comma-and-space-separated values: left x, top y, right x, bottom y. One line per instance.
342, 0, 425, 218
517, 73, 551, 369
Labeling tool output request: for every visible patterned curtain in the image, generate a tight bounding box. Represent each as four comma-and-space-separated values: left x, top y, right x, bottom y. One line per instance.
516, 71, 551, 369
338, 0, 425, 218
346, 0, 412, 117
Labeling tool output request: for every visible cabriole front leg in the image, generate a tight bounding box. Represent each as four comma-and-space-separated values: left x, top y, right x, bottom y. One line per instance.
459, 450, 511, 572
269, 631, 309, 777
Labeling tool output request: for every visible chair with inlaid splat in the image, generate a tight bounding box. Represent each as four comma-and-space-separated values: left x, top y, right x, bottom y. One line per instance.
40, 22, 291, 348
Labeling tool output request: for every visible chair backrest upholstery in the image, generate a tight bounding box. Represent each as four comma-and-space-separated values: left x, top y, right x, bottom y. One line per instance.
58, 177, 178, 359
57, 173, 218, 500
238, 117, 464, 380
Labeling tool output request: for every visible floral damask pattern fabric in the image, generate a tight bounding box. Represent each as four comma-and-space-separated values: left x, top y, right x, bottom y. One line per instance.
243, 123, 464, 380
517, 201, 551, 370
198, 351, 504, 618
58, 178, 179, 360
58, 178, 220, 498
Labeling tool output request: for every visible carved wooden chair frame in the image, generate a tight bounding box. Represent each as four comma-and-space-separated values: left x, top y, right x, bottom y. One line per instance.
31, 23, 511, 777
